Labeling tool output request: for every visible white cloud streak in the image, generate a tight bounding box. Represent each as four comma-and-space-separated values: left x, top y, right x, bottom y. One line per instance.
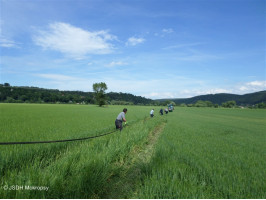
0, 38, 19, 48
246, 81, 266, 87
126, 37, 145, 46
162, 28, 174, 34
239, 81, 266, 92
33, 22, 117, 59
163, 42, 203, 50
106, 61, 128, 67
36, 74, 78, 81
154, 28, 174, 37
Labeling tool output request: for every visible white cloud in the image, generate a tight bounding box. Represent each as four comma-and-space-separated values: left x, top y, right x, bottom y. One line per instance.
155, 28, 174, 37
33, 22, 117, 59
126, 37, 145, 46
34, 73, 94, 91
238, 81, 266, 92
106, 61, 128, 67
147, 92, 161, 98
205, 88, 232, 94
177, 81, 266, 99
0, 38, 19, 48
239, 86, 248, 91
145, 92, 176, 99
163, 42, 203, 50
36, 73, 77, 81
246, 81, 266, 87
162, 28, 174, 34
176, 81, 266, 99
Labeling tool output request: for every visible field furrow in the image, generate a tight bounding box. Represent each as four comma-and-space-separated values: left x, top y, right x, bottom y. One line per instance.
100, 121, 166, 198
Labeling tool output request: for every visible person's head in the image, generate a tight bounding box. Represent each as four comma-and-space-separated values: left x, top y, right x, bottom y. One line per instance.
123, 108, 127, 113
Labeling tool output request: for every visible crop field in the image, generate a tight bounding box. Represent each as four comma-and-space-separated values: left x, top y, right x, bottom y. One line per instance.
0, 103, 265, 198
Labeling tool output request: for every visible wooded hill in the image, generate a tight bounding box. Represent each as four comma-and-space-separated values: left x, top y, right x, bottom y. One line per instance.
0, 84, 153, 105
157, 90, 266, 106
1, 83, 265, 106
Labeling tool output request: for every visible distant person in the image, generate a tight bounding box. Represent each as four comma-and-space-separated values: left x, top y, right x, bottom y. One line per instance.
115, 108, 127, 131
150, 109, 154, 117
165, 108, 168, 114
160, 108, 163, 115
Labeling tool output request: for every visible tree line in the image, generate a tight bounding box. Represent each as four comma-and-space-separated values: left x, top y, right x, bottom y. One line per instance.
1, 83, 265, 108
0, 83, 154, 106
174, 100, 266, 109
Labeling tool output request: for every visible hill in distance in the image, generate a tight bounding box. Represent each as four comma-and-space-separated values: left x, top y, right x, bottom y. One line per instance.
157, 90, 266, 105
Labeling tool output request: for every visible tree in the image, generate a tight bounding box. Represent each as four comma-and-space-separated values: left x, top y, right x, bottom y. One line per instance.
194, 100, 207, 107
222, 100, 236, 108
93, 82, 108, 107
205, 101, 214, 107
170, 101, 176, 106
257, 102, 266, 109
162, 100, 171, 106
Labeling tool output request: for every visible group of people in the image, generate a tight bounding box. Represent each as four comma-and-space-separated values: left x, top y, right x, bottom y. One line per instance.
115, 107, 171, 131
152, 108, 169, 117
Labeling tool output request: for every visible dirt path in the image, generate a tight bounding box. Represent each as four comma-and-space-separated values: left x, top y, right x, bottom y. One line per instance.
101, 122, 166, 198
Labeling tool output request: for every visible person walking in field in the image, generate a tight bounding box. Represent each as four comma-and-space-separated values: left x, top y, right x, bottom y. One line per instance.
150, 109, 154, 117
160, 108, 163, 115
115, 108, 127, 131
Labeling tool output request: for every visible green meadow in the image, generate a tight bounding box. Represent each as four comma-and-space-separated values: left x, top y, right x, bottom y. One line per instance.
0, 103, 265, 198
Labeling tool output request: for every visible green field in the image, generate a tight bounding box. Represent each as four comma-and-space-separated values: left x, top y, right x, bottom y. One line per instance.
0, 103, 265, 198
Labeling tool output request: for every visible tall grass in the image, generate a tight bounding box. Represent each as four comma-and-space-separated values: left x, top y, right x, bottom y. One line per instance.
0, 104, 151, 173
0, 103, 160, 198
1, 104, 265, 198
134, 108, 266, 198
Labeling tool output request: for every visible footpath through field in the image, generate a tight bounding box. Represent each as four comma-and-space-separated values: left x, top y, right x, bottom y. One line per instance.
101, 119, 166, 198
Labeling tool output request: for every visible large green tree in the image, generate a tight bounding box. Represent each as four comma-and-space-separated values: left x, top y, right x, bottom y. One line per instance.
92, 82, 108, 107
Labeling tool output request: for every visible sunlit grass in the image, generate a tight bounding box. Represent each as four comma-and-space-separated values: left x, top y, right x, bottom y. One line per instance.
134, 108, 266, 198
0, 104, 265, 198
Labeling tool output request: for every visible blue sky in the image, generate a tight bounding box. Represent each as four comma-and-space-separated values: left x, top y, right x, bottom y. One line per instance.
0, 0, 265, 99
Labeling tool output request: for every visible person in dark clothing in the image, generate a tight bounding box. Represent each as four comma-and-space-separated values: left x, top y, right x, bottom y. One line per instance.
160, 108, 163, 115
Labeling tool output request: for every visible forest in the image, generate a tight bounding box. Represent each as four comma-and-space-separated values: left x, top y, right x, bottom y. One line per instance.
0, 83, 154, 105
1, 83, 265, 108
